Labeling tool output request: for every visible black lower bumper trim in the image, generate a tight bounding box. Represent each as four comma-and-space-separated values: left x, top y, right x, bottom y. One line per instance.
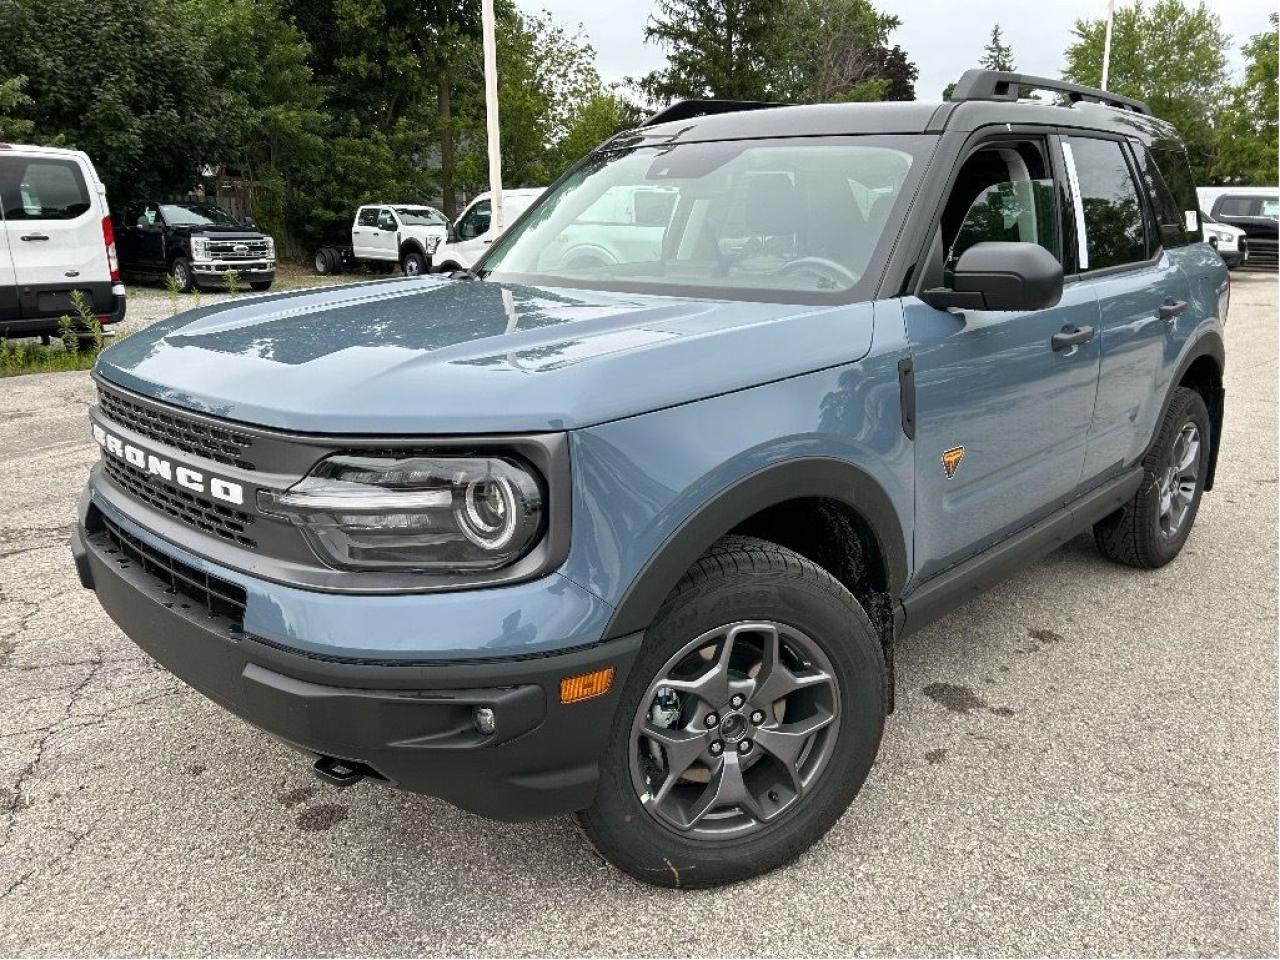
73, 519, 641, 821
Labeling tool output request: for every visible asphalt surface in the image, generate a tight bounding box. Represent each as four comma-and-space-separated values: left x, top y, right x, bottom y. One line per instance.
1, 273, 1276, 956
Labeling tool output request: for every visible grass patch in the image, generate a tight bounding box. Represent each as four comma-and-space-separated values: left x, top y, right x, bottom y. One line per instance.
1, 290, 111, 378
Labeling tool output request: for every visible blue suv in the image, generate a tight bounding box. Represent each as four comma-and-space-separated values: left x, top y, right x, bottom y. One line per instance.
72, 71, 1228, 887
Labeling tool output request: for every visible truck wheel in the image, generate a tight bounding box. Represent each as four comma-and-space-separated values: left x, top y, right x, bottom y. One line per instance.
1094, 386, 1211, 569
578, 536, 886, 888
314, 248, 332, 274
401, 250, 428, 276
170, 258, 194, 293
249, 281, 273, 292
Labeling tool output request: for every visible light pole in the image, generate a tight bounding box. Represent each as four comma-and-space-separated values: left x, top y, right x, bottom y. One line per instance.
481, 0, 504, 236
1100, 0, 1115, 90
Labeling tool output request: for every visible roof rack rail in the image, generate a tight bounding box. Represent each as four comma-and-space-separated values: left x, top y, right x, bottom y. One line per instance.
641, 99, 787, 127
947, 69, 1150, 115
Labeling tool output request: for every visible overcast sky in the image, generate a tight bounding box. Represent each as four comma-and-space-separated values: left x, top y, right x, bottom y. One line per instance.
523, 0, 1275, 103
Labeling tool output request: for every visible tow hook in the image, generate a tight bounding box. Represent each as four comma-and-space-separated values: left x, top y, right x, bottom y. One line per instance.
312, 755, 368, 789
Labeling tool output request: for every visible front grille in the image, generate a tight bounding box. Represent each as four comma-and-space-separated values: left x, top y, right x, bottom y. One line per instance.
96, 512, 246, 632
207, 239, 270, 260
97, 385, 256, 469
104, 456, 258, 548
1247, 239, 1278, 269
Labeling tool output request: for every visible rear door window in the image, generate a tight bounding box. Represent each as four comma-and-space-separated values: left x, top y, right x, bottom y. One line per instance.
357, 207, 379, 227
1131, 142, 1188, 252
1064, 137, 1147, 271
0, 157, 91, 221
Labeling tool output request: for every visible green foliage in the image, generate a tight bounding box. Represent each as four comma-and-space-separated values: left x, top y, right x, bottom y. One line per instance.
0, 75, 35, 141
1213, 14, 1278, 185
3, 291, 106, 377
980, 24, 1016, 72
224, 270, 241, 294
640, 0, 915, 104
1063, 0, 1230, 182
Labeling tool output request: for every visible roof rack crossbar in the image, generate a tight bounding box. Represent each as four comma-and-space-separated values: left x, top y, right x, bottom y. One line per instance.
641, 99, 788, 127
947, 69, 1150, 115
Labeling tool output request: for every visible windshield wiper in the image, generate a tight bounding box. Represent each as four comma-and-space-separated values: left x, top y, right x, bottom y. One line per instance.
447, 266, 480, 281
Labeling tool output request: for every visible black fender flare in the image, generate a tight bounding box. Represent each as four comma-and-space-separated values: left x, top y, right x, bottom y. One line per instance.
398, 239, 428, 262
601, 457, 909, 639
1150, 329, 1225, 489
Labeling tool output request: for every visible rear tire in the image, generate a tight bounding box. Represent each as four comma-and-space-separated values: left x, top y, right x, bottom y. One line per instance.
578, 536, 886, 888
1094, 386, 1211, 569
170, 257, 194, 294
314, 248, 332, 275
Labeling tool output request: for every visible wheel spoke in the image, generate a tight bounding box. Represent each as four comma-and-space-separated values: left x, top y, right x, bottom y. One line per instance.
640, 722, 706, 797
686, 752, 763, 828
1176, 431, 1200, 472
660, 625, 744, 706
753, 710, 835, 790
751, 625, 831, 706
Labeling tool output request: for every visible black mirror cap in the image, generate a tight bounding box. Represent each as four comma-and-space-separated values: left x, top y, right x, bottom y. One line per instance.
923, 241, 1064, 312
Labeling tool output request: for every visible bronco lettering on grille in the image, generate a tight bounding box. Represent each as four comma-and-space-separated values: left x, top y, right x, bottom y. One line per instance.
92, 423, 245, 506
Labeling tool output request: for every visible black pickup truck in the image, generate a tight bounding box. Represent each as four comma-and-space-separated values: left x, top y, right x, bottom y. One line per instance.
115, 201, 276, 292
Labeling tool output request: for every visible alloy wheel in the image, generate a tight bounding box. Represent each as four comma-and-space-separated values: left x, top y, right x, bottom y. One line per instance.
1157, 421, 1200, 538
628, 621, 841, 840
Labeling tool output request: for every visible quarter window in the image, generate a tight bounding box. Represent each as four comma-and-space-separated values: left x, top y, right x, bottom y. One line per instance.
0, 157, 91, 221
1132, 142, 1188, 251
1065, 137, 1147, 271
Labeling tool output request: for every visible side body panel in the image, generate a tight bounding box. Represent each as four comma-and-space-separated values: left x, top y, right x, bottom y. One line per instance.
0, 202, 17, 322
564, 301, 914, 631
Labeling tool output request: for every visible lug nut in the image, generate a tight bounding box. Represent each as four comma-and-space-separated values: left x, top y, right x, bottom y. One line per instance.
704, 712, 719, 728
751, 710, 766, 725
709, 740, 724, 756
730, 694, 745, 709
738, 739, 753, 754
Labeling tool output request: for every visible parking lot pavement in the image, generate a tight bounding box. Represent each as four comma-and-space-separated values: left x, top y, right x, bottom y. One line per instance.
0, 273, 1275, 957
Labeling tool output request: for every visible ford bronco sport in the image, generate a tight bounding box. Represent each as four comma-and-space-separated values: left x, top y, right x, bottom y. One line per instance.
72, 71, 1228, 888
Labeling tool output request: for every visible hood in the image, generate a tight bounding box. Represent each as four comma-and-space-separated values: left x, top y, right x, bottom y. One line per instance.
177, 226, 265, 238
96, 277, 876, 434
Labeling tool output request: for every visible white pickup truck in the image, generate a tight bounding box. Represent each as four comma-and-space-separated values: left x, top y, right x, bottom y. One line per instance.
314, 204, 449, 276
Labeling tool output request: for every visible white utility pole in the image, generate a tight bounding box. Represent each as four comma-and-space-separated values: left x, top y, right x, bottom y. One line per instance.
1100, 0, 1115, 90
481, 0, 504, 236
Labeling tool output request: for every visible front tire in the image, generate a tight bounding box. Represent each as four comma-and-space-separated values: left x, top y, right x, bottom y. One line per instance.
249, 280, 273, 291
1094, 386, 1211, 568
401, 250, 428, 276
579, 536, 885, 888
170, 257, 194, 293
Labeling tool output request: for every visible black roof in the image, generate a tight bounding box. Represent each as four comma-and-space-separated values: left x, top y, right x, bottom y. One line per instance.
626, 70, 1178, 147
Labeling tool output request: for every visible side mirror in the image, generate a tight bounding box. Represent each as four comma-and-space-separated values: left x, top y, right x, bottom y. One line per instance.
243, 216, 257, 229
921, 241, 1064, 312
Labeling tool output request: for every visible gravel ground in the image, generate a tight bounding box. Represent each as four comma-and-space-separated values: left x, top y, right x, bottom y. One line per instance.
0, 272, 1275, 957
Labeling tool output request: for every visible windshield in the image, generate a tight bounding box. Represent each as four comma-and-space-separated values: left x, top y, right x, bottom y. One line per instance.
480, 136, 929, 302
161, 203, 242, 227
394, 206, 446, 226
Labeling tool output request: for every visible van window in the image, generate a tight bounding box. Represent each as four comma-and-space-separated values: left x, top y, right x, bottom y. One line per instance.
0, 157, 91, 221
456, 201, 491, 240
1065, 137, 1147, 271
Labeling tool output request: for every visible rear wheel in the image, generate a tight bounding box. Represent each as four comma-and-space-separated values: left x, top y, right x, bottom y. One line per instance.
401, 250, 428, 276
578, 536, 885, 888
314, 248, 332, 275
1094, 386, 1211, 568
170, 257, 194, 293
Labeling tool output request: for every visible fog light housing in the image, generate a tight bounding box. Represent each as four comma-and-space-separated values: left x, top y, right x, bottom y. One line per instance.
474, 706, 496, 735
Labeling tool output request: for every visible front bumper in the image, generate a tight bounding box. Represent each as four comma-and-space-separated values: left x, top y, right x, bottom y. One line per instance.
72, 506, 640, 821
191, 259, 276, 287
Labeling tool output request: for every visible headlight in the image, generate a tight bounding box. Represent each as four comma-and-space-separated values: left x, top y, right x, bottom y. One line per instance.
190, 237, 210, 261
426, 235, 441, 254
258, 454, 545, 572
264, 236, 275, 258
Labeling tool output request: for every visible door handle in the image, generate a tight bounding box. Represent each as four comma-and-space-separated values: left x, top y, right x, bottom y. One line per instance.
20, 234, 49, 242
1051, 324, 1096, 352
1158, 299, 1187, 322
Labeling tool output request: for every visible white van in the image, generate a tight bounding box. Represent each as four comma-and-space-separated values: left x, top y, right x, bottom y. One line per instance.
433, 187, 545, 273
0, 143, 125, 342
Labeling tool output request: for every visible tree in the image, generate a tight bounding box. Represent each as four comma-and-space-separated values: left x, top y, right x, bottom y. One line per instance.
980, 24, 1015, 72
784, 0, 916, 102
640, 0, 784, 102
0, 76, 35, 141
1063, 0, 1230, 181
1214, 14, 1278, 184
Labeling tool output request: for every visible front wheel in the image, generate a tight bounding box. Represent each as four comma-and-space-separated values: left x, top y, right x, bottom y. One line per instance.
169, 257, 194, 293
249, 280, 273, 291
1094, 386, 1211, 568
401, 250, 428, 276
578, 536, 885, 888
